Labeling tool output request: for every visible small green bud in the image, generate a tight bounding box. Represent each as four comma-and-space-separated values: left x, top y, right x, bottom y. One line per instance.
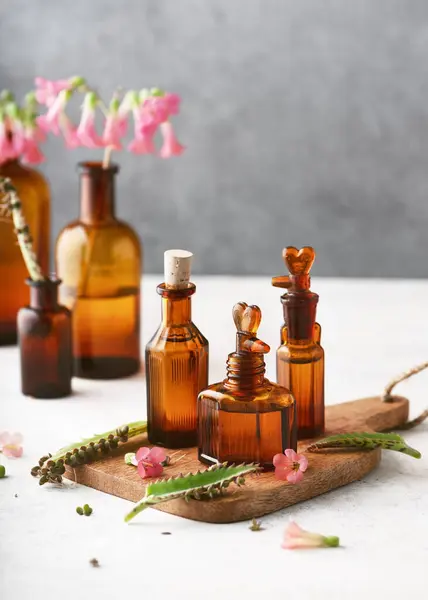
39, 476, 48, 485
31, 466, 40, 476
323, 536, 340, 548
0, 465, 6, 478
69, 76, 86, 89
76, 506, 84, 515
0, 90, 14, 103
83, 504, 93, 516
150, 87, 164, 97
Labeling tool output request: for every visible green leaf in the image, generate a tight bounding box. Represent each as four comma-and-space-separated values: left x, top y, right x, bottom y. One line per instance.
307, 432, 421, 459
124, 453, 137, 466
124, 462, 260, 523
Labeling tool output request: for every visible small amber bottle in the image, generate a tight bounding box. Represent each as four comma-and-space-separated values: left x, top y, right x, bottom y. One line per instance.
17, 278, 72, 399
198, 302, 297, 467
272, 246, 325, 439
55, 162, 141, 379
146, 250, 209, 448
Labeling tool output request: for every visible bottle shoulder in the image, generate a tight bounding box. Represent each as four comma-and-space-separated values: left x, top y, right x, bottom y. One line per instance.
277, 341, 324, 360
198, 379, 295, 409
56, 220, 141, 252
146, 322, 209, 350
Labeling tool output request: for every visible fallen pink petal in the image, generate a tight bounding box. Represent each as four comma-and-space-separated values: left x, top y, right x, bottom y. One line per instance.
135, 446, 166, 479
273, 448, 308, 483
282, 521, 340, 550
0, 431, 23, 458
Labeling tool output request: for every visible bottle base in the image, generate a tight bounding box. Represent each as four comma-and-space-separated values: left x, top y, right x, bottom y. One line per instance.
74, 356, 141, 380
198, 449, 274, 469
22, 384, 72, 399
148, 429, 197, 449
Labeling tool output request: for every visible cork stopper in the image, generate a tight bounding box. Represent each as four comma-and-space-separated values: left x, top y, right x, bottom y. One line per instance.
164, 249, 193, 289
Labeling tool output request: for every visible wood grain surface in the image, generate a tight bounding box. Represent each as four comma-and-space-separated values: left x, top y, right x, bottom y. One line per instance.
64, 395, 409, 523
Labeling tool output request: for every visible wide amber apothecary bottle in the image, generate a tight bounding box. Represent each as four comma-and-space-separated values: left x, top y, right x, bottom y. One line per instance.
272, 246, 325, 439
17, 278, 72, 399
0, 160, 50, 345
55, 162, 141, 379
198, 302, 297, 467
146, 250, 209, 448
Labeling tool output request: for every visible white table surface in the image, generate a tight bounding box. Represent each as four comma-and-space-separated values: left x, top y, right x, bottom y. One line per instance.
1, 275, 428, 600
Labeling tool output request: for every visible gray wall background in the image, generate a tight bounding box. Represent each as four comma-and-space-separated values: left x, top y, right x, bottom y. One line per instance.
1, 0, 428, 277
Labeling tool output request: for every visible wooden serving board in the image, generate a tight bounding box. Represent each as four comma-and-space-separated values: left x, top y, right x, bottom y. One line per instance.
65, 395, 409, 523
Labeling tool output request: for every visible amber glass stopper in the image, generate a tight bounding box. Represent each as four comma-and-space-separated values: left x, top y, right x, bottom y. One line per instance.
272, 246, 315, 291
232, 302, 270, 354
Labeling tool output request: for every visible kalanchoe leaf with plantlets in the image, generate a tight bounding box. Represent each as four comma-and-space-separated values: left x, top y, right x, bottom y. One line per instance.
307, 432, 421, 458
31, 421, 147, 485
124, 463, 260, 523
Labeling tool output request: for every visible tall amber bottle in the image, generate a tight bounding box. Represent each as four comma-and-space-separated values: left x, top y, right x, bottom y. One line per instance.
55, 162, 141, 379
198, 302, 297, 467
272, 246, 325, 439
0, 160, 50, 345
146, 250, 209, 448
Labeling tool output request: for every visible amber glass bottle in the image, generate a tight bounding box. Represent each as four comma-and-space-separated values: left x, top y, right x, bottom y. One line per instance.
56, 162, 141, 379
0, 160, 50, 345
17, 278, 72, 399
272, 246, 325, 439
198, 302, 297, 467
146, 250, 209, 448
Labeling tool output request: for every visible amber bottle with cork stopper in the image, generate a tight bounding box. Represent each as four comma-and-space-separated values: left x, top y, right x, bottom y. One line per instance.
198, 302, 297, 467
146, 250, 209, 448
272, 246, 325, 439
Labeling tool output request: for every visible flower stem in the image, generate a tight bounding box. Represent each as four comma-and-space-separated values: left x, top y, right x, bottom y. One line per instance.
102, 145, 113, 169
0, 177, 45, 281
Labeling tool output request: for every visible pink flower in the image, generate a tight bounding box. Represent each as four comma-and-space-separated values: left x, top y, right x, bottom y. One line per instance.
273, 448, 308, 483
163, 93, 181, 116
159, 122, 185, 158
35, 77, 72, 106
102, 113, 124, 150
76, 92, 103, 148
128, 108, 156, 155
60, 115, 79, 149
0, 120, 17, 164
282, 521, 340, 550
136, 446, 166, 479
37, 90, 70, 135
0, 432, 23, 458
21, 128, 45, 165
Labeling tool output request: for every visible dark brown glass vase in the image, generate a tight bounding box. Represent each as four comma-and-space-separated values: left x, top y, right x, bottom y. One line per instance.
146, 283, 209, 448
17, 278, 72, 399
0, 160, 50, 345
55, 162, 141, 379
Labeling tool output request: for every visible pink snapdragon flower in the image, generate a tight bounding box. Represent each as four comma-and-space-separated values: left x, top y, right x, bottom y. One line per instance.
136, 446, 166, 479
273, 449, 308, 483
102, 98, 126, 150
35, 77, 74, 106
0, 120, 17, 163
159, 121, 185, 158
0, 432, 23, 458
282, 521, 340, 550
76, 92, 103, 148
37, 89, 71, 135
60, 115, 79, 149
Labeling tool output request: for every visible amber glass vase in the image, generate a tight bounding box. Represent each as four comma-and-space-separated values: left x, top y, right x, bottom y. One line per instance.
55, 162, 141, 379
273, 247, 325, 439
0, 160, 50, 345
18, 278, 72, 399
198, 303, 296, 468
146, 283, 209, 448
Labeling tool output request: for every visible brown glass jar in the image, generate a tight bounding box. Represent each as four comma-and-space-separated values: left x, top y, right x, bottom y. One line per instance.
17, 278, 72, 399
146, 282, 209, 448
55, 162, 141, 379
198, 302, 296, 467
0, 160, 50, 345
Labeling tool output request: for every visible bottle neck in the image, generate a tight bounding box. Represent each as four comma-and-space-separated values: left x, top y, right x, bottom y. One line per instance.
281, 291, 319, 341
225, 353, 266, 392
78, 162, 118, 225
27, 279, 60, 311
157, 283, 196, 326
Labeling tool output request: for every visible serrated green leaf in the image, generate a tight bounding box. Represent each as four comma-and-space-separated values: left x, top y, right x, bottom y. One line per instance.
307, 432, 421, 459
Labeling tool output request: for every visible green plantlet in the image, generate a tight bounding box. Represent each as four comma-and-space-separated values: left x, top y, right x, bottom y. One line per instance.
76, 506, 84, 515
124, 462, 260, 523
31, 420, 147, 485
307, 431, 421, 459
83, 504, 93, 516
0, 465, 6, 478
